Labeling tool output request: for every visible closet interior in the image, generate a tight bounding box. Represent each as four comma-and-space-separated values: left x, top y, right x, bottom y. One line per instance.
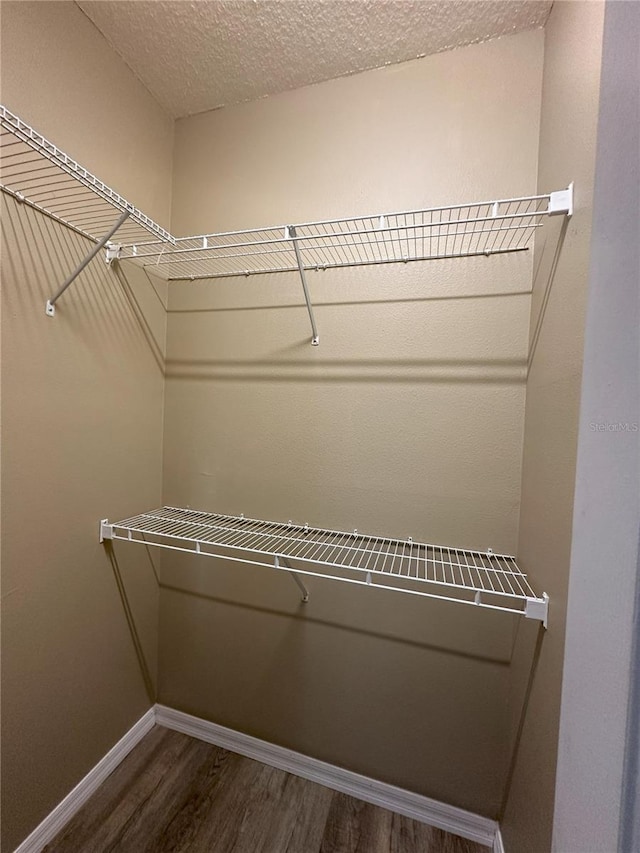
0, 103, 574, 625
3, 3, 609, 851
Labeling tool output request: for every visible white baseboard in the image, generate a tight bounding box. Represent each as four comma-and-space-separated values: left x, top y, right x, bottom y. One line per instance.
494, 826, 506, 852
156, 704, 499, 848
15, 704, 502, 851
13, 707, 155, 853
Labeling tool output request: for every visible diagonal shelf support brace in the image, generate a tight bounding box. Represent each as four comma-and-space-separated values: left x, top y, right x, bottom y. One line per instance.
288, 225, 320, 346
275, 555, 310, 602
45, 209, 131, 316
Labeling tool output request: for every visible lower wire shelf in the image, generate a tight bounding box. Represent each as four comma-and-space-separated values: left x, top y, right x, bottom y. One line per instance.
100, 506, 548, 625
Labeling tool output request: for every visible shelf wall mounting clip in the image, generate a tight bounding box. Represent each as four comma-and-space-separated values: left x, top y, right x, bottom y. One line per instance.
105, 242, 122, 264
274, 555, 310, 602
288, 225, 320, 346
99, 519, 113, 543
525, 592, 549, 628
548, 183, 574, 217
45, 209, 131, 316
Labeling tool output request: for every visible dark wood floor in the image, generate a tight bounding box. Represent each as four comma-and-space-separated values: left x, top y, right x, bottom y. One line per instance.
45, 726, 489, 852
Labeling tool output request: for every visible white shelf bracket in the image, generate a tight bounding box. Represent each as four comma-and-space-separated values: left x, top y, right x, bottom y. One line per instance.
288, 225, 320, 346
548, 183, 574, 217
45, 209, 131, 316
105, 242, 122, 264
275, 555, 310, 602
525, 592, 549, 628
99, 519, 113, 543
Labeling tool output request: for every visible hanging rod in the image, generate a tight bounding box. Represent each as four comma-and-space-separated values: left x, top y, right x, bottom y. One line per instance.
100, 506, 549, 625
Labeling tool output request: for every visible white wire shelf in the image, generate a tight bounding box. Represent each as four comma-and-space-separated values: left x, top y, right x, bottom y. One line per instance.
0, 105, 172, 248
116, 191, 572, 282
0, 104, 572, 340
0, 105, 573, 273
100, 506, 548, 623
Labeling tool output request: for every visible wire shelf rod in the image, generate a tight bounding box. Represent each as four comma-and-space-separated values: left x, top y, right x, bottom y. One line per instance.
162, 246, 532, 281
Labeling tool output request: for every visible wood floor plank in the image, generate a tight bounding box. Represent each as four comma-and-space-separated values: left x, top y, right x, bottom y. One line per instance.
108, 735, 225, 852
44, 727, 189, 851
266, 773, 335, 853
186, 757, 293, 852
431, 826, 489, 853
320, 792, 395, 853
44, 728, 490, 853
389, 812, 488, 853
389, 810, 436, 853
224, 764, 300, 853
138, 741, 243, 852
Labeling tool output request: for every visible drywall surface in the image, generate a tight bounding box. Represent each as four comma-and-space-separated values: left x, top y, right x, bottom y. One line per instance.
552, 3, 640, 850
161, 31, 544, 817
500, 3, 605, 851
0, 3, 171, 850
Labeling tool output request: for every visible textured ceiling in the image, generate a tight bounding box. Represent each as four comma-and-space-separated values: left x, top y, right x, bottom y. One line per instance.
76, 0, 552, 119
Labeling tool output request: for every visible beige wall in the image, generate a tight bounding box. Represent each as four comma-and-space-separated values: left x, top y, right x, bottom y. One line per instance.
160, 31, 544, 817
0, 3, 172, 850
501, 3, 605, 851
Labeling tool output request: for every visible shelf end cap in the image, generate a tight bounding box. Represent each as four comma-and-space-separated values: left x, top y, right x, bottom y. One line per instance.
105, 243, 122, 264
525, 592, 549, 628
99, 519, 113, 543
549, 183, 574, 217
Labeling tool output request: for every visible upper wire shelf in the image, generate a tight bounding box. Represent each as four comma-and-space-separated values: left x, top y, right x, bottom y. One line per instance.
0, 104, 572, 339
100, 506, 548, 624
0, 105, 173, 248
118, 193, 554, 282
0, 104, 573, 280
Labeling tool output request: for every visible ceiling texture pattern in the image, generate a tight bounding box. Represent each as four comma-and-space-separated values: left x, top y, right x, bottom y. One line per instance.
76, 0, 552, 118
